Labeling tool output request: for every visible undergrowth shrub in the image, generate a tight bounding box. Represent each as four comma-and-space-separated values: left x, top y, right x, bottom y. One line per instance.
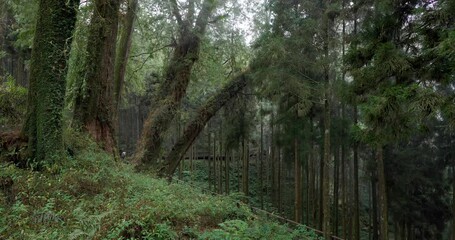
0, 130, 319, 239
0, 76, 27, 128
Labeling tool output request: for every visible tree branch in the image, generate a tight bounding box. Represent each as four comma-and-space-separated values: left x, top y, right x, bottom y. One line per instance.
169, 0, 184, 29
186, 0, 195, 25
194, 0, 217, 35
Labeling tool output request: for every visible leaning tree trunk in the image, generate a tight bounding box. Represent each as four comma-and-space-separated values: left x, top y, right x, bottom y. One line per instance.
134, 0, 217, 169
22, 0, 79, 166
114, 0, 138, 108
73, 0, 120, 156
162, 71, 249, 176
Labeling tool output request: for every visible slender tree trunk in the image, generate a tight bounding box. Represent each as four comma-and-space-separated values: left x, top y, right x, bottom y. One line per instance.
23, 0, 79, 166
453, 157, 455, 240
208, 130, 212, 192
308, 118, 316, 227
278, 145, 282, 213
319, 121, 324, 230
218, 125, 223, 194
271, 111, 277, 207
342, 143, 347, 239
377, 145, 388, 240
260, 111, 264, 209
372, 172, 379, 240
213, 131, 217, 192
190, 144, 194, 182
178, 119, 183, 180
225, 149, 230, 194
352, 2, 360, 237
73, 0, 120, 156
237, 145, 241, 192
322, 95, 331, 240
353, 104, 360, 240
242, 139, 249, 200
294, 136, 302, 223
334, 147, 340, 235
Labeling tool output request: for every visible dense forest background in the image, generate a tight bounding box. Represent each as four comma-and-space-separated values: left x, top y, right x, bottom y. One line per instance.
1, 0, 455, 239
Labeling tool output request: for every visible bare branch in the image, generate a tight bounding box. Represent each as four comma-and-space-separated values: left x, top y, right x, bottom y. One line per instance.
209, 14, 229, 24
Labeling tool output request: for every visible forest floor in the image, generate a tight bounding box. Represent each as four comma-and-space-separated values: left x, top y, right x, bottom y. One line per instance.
0, 131, 321, 239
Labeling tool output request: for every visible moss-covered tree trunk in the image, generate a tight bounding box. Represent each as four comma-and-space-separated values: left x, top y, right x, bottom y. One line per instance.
73, 0, 120, 155
22, 0, 79, 166
162, 71, 248, 177
133, 0, 217, 169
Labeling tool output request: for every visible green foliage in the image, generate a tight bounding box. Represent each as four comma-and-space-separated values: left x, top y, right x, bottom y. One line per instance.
0, 76, 27, 126
5, 0, 38, 50
200, 219, 323, 239
0, 133, 308, 239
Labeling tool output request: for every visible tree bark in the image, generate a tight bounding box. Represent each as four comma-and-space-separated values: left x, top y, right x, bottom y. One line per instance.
162, 71, 249, 176
73, 0, 120, 156
134, 0, 218, 168
23, 0, 79, 166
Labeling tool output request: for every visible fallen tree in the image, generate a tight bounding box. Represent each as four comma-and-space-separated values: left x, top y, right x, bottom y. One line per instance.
160, 69, 250, 177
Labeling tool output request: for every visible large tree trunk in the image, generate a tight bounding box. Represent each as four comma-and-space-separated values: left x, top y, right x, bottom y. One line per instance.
161, 71, 249, 176
73, 0, 120, 156
22, 0, 79, 166
134, 0, 217, 168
